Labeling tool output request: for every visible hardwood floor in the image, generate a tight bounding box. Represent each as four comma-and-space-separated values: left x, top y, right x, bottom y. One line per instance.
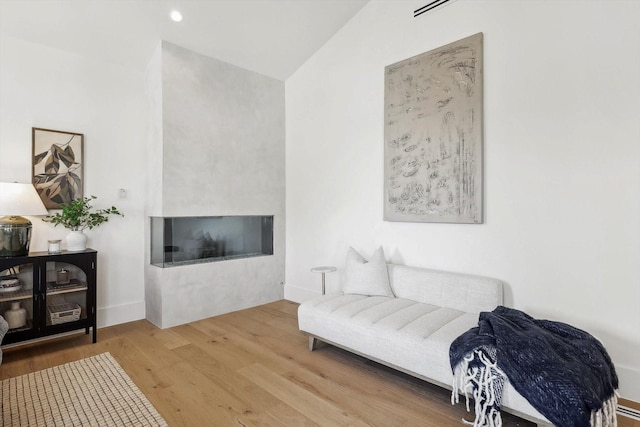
0, 300, 630, 426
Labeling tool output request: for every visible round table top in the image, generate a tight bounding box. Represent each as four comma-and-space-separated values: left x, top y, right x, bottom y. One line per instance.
311, 266, 337, 273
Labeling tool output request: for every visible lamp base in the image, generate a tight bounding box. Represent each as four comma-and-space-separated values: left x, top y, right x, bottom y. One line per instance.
0, 215, 33, 257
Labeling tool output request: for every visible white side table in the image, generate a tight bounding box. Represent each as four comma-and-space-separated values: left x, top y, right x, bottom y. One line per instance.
311, 266, 336, 295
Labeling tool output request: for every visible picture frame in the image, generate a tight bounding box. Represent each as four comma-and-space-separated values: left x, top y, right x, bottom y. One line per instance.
383, 33, 483, 223
32, 127, 84, 209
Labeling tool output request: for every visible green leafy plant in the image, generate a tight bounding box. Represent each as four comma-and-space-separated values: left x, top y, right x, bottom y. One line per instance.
44, 196, 123, 231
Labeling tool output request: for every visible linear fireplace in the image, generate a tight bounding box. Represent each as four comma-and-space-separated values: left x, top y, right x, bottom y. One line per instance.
150, 215, 274, 267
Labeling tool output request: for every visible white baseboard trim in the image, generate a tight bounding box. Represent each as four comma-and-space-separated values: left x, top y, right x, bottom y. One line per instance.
97, 300, 145, 328
617, 365, 640, 403
618, 405, 640, 421
284, 284, 320, 303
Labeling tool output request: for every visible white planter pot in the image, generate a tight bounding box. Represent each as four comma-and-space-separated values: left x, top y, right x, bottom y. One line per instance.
66, 230, 88, 252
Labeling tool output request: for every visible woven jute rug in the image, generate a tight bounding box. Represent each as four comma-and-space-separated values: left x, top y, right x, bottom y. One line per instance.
0, 352, 168, 426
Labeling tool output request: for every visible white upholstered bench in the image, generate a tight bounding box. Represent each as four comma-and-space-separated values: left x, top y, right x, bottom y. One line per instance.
298, 260, 552, 426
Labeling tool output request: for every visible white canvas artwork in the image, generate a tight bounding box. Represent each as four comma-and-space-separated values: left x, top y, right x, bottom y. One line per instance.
384, 33, 483, 223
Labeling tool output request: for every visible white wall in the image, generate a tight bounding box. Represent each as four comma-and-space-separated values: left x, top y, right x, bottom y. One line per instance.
0, 36, 147, 327
285, 0, 640, 401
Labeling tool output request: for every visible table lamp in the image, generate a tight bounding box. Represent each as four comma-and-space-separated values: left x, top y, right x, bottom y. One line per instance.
0, 182, 49, 256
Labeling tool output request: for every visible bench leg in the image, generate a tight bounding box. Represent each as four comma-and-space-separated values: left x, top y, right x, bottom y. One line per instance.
309, 336, 318, 351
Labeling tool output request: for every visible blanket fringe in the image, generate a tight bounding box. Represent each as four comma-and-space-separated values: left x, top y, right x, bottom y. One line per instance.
590, 391, 619, 427
453, 350, 620, 427
451, 348, 504, 427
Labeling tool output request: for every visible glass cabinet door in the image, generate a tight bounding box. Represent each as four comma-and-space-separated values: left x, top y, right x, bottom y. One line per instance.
0, 261, 35, 338
1, 249, 96, 346
43, 260, 88, 328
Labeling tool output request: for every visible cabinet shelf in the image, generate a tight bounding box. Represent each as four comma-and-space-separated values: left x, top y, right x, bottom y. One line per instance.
0, 288, 33, 303
5, 319, 33, 334
46, 280, 88, 296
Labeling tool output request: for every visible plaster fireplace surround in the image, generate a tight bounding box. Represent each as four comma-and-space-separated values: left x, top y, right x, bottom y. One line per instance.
144, 42, 285, 328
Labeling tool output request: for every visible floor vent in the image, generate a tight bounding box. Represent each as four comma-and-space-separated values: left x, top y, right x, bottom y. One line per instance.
619, 405, 640, 421
414, 0, 453, 18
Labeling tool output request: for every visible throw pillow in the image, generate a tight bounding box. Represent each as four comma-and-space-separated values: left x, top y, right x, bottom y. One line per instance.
342, 247, 394, 297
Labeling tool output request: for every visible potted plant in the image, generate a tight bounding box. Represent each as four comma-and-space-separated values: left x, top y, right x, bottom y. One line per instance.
44, 196, 123, 251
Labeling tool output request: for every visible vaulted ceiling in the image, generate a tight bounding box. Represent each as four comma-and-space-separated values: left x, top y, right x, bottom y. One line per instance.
0, 0, 370, 80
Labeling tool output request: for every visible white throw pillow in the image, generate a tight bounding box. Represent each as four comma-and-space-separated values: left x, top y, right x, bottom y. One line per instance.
342, 247, 394, 297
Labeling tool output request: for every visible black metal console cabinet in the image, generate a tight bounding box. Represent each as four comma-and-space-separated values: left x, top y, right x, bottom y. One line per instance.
0, 249, 97, 346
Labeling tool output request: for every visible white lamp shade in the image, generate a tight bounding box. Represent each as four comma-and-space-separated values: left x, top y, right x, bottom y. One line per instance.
0, 182, 49, 216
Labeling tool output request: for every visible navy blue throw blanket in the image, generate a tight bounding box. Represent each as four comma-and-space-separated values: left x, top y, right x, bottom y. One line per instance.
450, 306, 618, 427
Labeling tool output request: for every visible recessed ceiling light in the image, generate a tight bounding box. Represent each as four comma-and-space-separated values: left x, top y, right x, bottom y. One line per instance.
170, 10, 183, 22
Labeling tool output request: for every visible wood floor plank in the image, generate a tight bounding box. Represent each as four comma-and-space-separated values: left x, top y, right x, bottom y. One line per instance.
172, 323, 256, 371
172, 342, 276, 408
0, 300, 631, 427
149, 327, 192, 350
238, 362, 370, 427
265, 402, 321, 427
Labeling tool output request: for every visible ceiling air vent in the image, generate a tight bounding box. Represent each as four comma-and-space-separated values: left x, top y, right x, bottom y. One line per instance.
414, 0, 454, 18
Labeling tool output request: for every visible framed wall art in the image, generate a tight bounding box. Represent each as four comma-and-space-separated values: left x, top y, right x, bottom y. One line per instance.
384, 33, 483, 223
32, 127, 84, 209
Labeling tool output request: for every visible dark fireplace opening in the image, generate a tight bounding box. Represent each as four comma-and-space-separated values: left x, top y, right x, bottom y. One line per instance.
150, 216, 273, 267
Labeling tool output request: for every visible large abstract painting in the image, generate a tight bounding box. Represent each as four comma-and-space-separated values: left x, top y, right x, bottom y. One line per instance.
384, 33, 483, 223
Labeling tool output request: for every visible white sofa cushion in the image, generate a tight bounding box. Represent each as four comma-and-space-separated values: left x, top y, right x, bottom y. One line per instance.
388, 264, 503, 314
342, 247, 394, 297
298, 294, 474, 386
